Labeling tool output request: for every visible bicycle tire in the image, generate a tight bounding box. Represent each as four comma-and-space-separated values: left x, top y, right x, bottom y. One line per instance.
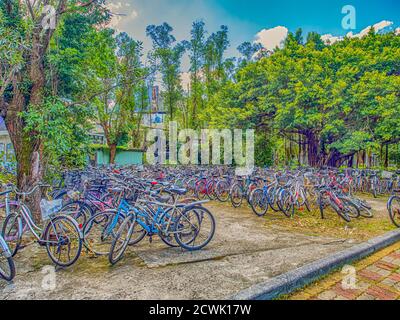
230, 184, 243, 208
0, 256, 15, 282
43, 215, 82, 268
388, 196, 400, 227
249, 189, 268, 217
339, 197, 360, 219
1, 213, 22, 257
109, 216, 135, 265
174, 206, 216, 251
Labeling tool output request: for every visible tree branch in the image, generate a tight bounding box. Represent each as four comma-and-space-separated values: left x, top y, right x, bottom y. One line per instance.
57, 0, 98, 15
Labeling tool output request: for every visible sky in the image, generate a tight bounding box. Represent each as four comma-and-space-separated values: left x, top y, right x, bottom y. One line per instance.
107, 0, 400, 74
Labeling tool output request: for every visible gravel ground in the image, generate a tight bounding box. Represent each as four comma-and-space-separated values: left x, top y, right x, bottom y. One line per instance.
0, 198, 392, 300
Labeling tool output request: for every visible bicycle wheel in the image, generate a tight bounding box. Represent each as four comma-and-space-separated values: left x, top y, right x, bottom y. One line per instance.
359, 205, 374, 218
388, 196, 400, 227
339, 197, 360, 219
1, 212, 22, 257
215, 180, 230, 202
230, 184, 243, 208
109, 216, 136, 265
185, 178, 196, 197
329, 199, 352, 223
44, 215, 82, 268
249, 189, 268, 217
158, 207, 183, 248
0, 254, 15, 281
268, 188, 280, 212
82, 210, 125, 256
206, 180, 216, 200
174, 206, 216, 251
126, 209, 147, 246
60, 201, 92, 228
195, 180, 207, 200
281, 192, 294, 218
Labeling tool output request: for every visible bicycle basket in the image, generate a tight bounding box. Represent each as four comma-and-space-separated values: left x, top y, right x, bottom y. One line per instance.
40, 199, 63, 220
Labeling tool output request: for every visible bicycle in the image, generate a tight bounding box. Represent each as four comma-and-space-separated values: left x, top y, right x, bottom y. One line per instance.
316, 186, 359, 222
109, 187, 215, 265
1, 185, 83, 268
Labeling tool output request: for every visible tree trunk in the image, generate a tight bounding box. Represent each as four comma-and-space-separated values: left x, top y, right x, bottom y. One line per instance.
348, 154, 354, 168
109, 144, 117, 164
2, 39, 46, 222
298, 134, 303, 166
305, 131, 319, 167
385, 144, 389, 168
4, 91, 44, 222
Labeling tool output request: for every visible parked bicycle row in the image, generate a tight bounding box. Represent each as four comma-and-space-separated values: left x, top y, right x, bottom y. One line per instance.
0, 172, 217, 281
1, 165, 399, 282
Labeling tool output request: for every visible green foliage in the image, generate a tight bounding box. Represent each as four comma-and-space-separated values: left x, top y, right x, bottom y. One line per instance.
202, 30, 400, 167
3, 4, 400, 173
254, 132, 274, 167
147, 23, 185, 120
23, 97, 92, 170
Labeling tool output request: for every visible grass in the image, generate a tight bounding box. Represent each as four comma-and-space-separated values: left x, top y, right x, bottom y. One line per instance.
212, 194, 397, 242
262, 207, 395, 241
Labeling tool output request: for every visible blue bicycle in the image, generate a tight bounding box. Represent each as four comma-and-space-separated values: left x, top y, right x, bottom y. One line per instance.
109, 188, 215, 265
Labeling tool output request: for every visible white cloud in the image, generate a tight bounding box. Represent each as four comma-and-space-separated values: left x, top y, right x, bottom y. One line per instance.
321, 20, 395, 45
254, 26, 288, 51
106, 2, 138, 31
348, 20, 393, 38
321, 34, 343, 45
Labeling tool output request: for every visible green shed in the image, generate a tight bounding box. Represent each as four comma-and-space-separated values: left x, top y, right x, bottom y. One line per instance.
91, 145, 144, 166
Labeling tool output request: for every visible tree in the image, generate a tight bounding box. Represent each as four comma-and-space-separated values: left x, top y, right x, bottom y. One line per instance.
294, 28, 304, 45
306, 32, 326, 50
0, 0, 107, 219
146, 23, 185, 120
81, 30, 147, 164
183, 20, 206, 128
202, 30, 400, 168
237, 41, 263, 61
204, 25, 230, 97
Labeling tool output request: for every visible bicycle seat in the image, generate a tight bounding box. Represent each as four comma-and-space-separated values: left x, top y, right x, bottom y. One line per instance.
168, 187, 187, 195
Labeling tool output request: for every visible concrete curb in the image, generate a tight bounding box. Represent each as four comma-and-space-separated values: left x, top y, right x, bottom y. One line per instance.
228, 229, 400, 300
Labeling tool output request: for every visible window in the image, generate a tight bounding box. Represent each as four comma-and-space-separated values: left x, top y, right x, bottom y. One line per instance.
6, 143, 14, 161
0, 143, 4, 163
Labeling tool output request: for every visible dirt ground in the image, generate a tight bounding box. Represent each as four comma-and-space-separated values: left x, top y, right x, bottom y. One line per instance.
0, 196, 396, 300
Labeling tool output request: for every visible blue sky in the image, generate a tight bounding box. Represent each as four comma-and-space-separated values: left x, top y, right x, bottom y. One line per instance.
204, 0, 399, 36
108, 0, 399, 71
